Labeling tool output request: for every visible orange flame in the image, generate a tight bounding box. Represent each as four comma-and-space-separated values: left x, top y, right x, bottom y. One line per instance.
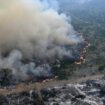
75, 40, 90, 65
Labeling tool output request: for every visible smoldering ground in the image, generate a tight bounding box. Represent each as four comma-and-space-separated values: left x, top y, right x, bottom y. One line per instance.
0, 0, 84, 82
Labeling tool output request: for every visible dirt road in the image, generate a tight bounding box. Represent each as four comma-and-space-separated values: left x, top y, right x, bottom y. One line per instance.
0, 74, 104, 95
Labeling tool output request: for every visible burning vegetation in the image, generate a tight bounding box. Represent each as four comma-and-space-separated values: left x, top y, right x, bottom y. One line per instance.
0, 0, 88, 85
75, 41, 90, 65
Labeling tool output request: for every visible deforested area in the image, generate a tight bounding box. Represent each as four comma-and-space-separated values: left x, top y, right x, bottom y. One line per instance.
0, 0, 105, 105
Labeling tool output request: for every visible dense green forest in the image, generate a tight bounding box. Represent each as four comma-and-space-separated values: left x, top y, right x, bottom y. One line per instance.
55, 0, 105, 79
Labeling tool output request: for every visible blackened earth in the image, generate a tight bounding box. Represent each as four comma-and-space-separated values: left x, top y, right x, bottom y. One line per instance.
0, 77, 105, 105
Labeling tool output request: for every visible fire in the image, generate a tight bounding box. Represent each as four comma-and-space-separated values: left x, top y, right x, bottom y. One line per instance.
75, 61, 82, 65
42, 76, 58, 83
75, 40, 90, 65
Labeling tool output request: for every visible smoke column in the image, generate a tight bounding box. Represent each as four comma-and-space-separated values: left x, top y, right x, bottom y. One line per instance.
0, 0, 84, 81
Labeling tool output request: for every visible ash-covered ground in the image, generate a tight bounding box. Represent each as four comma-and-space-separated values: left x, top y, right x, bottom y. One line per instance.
0, 76, 105, 105
41, 78, 105, 105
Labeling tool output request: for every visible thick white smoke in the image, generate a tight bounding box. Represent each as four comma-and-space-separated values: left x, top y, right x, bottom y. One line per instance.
0, 0, 84, 81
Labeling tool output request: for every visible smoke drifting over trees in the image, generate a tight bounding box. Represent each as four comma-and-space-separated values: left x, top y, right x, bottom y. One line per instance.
0, 0, 84, 82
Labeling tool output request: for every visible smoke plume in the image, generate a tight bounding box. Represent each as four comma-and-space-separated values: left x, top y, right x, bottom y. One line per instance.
0, 0, 84, 82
